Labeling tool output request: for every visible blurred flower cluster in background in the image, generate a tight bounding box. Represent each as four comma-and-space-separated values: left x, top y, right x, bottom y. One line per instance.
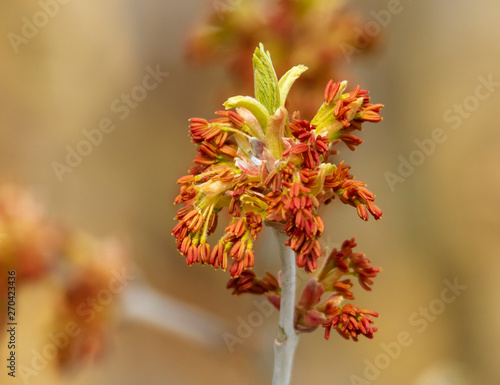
0, 183, 127, 369
186, 0, 377, 116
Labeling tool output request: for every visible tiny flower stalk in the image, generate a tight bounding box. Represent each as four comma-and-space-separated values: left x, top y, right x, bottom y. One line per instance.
173, 44, 383, 384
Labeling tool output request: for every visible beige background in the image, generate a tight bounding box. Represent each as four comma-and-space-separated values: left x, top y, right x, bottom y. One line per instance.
0, 0, 499, 384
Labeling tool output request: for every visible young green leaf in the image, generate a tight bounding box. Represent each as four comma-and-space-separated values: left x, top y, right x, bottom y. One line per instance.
278, 65, 308, 107
253, 43, 280, 115
224, 95, 270, 131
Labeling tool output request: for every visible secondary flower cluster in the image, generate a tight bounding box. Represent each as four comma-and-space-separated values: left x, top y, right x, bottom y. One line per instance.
173, 44, 382, 341
297, 238, 380, 341
228, 238, 380, 341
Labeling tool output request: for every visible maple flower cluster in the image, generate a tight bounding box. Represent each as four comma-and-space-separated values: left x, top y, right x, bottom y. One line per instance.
173, 44, 382, 341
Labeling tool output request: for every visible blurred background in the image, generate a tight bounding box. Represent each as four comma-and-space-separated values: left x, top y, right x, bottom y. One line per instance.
0, 0, 499, 384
